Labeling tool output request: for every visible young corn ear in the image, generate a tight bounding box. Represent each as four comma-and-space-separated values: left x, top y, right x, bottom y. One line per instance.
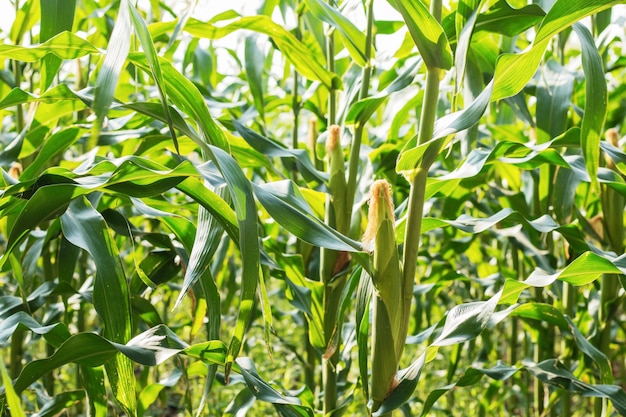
320, 125, 350, 415
326, 125, 348, 235
364, 180, 403, 409
321, 125, 350, 285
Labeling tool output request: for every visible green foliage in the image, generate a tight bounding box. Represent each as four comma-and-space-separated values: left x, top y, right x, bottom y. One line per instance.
1, 0, 626, 416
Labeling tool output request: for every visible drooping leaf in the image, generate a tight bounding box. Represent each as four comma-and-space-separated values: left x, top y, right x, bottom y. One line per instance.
237, 358, 314, 417
500, 252, 620, 305
303, 0, 369, 66
127, 3, 180, 154
475, 0, 544, 37
253, 180, 362, 253
244, 35, 266, 121
39, 0, 76, 90
60, 198, 136, 415
0, 30, 96, 61
233, 119, 327, 184
573, 23, 607, 189
491, 0, 622, 100
0, 360, 26, 417
387, 0, 453, 70
150, 16, 341, 89
92, 0, 132, 144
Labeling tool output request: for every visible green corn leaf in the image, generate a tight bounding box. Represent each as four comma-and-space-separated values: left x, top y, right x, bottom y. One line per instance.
208, 146, 260, 380
416, 354, 621, 416
39, 0, 76, 90
127, 53, 230, 151
475, 0, 544, 37
10, 0, 40, 44
245, 35, 266, 121
6, 326, 195, 396
509, 303, 570, 329
0, 311, 71, 348
303, 0, 369, 66
0, 85, 91, 110
138, 384, 166, 417
182, 340, 228, 366
223, 388, 256, 417
167, 0, 197, 49
500, 252, 620, 305
573, 23, 607, 190
387, 0, 453, 70
253, 180, 362, 253
491, 0, 622, 101
374, 352, 427, 416
4, 158, 205, 251
0, 360, 26, 417
80, 366, 107, 417
92, 0, 131, 145
528, 360, 626, 414
32, 390, 85, 417
237, 358, 314, 417
151, 16, 341, 89
420, 207, 559, 235
174, 185, 227, 308
397, 81, 493, 174
20, 127, 83, 181
454, 0, 484, 94
356, 271, 372, 400
176, 177, 239, 243
536, 60, 574, 143
432, 291, 502, 347
346, 59, 420, 128
128, 2, 180, 154
0, 31, 98, 62
232, 119, 327, 184
60, 197, 136, 415
565, 316, 613, 384
10, 333, 118, 394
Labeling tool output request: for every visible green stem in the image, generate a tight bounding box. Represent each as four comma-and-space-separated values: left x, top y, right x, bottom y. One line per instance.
369, 2, 443, 416
595, 132, 624, 417
322, 2, 375, 414
12, 61, 24, 133
326, 19, 336, 126
344, 0, 374, 232
561, 282, 574, 416
10, 330, 24, 379
292, 6, 302, 165
533, 289, 545, 417
400, 67, 441, 346
303, 319, 316, 393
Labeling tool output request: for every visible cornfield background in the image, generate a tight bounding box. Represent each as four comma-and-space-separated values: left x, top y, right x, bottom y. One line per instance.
1, 0, 626, 416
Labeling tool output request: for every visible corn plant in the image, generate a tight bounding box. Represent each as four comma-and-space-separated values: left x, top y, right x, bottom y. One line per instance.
1, 0, 626, 416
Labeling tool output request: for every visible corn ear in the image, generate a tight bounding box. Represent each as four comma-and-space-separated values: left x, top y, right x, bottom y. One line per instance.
365, 180, 403, 407
321, 125, 349, 285
320, 125, 350, 414
326, 125, 348, 234
308, 117, 323, 171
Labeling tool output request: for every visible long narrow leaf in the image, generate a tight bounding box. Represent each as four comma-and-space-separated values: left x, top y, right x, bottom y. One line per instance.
573, 23, 607, 189
92, 0, 131, 144
128, 3, 180, 153
60, 198, 136, 415
388, 0, 453, 70
303, 0, 369, 66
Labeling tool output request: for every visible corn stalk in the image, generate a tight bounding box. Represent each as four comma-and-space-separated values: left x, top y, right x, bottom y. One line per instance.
596, 128, 624, 417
